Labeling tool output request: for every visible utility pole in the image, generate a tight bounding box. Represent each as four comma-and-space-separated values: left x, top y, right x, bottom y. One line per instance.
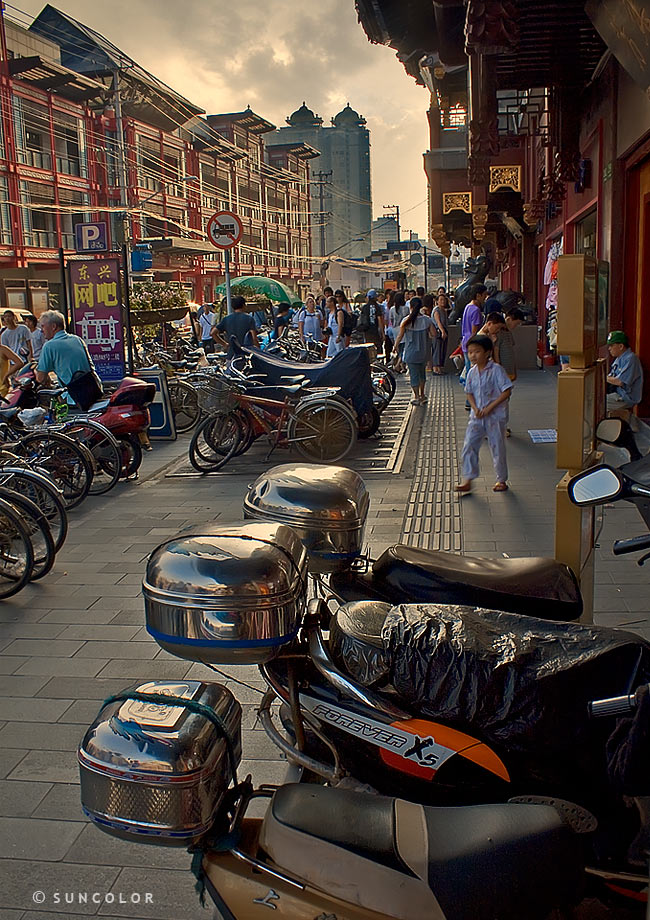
314, 170, 332, 258
382, 204, 400, 242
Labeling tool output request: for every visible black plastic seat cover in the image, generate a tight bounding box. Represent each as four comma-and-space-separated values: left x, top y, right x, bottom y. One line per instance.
371, 544, 582, 620
267, 784, 581, 920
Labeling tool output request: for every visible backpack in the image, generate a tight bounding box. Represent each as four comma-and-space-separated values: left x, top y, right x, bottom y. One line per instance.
341, 309, 357, 337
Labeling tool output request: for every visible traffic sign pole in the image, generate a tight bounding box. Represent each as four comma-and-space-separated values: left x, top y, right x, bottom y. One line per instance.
206, 210, 243, 318
224, 249, 233, 315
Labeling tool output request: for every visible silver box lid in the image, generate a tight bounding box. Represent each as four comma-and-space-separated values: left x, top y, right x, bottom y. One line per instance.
78, 680, 241, 780
142, 521, 307, 611
244, 464, 370, 532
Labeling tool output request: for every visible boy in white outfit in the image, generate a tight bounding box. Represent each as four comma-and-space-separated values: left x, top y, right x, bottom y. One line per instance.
456, 335, 513, 493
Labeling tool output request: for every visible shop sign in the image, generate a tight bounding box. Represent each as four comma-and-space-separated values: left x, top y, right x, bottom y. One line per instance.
70, 258, 125, 382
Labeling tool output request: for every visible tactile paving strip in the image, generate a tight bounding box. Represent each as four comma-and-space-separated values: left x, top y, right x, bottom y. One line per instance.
401, 376, 463, 552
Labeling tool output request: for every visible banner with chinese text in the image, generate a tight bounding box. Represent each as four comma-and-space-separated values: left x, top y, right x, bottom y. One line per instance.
70, 258, 125, 383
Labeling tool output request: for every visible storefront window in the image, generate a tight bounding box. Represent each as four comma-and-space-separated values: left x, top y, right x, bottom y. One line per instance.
575, 209, 597, 259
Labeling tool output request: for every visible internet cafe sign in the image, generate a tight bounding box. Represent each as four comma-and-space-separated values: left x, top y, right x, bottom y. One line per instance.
69, 258, 125, 383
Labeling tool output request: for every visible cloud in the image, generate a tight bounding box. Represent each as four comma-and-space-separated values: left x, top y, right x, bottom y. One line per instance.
18, 0, 430, 234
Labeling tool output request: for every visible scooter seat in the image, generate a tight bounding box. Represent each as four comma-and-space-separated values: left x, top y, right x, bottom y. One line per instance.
622, 453, 650, 487
259, 784, 581, 920
370, 544, 583, 621
0, 406, 20, 419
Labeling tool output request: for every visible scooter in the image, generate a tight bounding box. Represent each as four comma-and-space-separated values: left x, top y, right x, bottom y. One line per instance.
2, 368, 155, 477
78, 678, 588, 920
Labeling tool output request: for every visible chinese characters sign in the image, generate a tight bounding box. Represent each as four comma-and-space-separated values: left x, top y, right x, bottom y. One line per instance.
70, 258, 125, 382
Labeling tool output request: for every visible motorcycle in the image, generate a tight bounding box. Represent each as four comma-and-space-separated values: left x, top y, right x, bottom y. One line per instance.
78, 678, 588, 920
1, 367, 155, 477
111, 461, 647, 902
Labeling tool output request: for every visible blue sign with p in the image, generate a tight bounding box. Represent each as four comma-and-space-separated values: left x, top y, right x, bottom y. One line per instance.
75, 221, 108, 253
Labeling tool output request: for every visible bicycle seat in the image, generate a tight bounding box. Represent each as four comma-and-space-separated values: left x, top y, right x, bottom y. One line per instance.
246, 384, 302, 397
257, 784, 581, 920
0, 407, 20, 419
279, 375, 306, 384
167, 359, 188, 369
38, 388, 65, 397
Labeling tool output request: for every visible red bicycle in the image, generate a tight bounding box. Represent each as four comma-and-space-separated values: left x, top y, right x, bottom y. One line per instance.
189, 375, 358, 473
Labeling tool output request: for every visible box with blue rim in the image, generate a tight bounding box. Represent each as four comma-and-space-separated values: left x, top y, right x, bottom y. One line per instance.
143, 521, 307, 664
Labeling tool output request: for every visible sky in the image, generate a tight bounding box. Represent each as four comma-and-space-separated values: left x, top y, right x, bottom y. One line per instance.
12, 0, 431, 238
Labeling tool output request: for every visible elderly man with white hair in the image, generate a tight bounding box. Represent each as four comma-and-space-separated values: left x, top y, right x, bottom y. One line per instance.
35, 311, 102, 409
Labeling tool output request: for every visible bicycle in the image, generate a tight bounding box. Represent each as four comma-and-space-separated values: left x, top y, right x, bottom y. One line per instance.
0, 493, 34, 599
0, 465, 68, 552
189, 372, 357, 473
0, 428, 93, 508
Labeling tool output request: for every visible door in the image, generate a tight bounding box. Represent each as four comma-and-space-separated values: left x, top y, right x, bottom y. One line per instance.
626, 157, 650, 415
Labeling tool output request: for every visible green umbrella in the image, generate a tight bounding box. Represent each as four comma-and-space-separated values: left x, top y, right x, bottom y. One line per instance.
214, 276, 301, 305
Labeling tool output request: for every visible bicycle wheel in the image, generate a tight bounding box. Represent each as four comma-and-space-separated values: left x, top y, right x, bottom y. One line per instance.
288, 398, 357, 463
205, 409, 254, 457
15, 432, 93, 509
0, 487, 56, 580
169, 379, 201, 433
0, 467, 68, 552
189, 412, 242, 473
60, 420, 121, 495
0, 495, 34, 599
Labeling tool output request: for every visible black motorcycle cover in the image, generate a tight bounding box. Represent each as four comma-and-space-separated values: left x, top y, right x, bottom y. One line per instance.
382, 604, 650, 797
232, 341, 374, 417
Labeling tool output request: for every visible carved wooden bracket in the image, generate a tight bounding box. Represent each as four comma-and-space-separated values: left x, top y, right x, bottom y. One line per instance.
465, 0, 519, 55
522, 200, 545, 227
472, 204, 488, 241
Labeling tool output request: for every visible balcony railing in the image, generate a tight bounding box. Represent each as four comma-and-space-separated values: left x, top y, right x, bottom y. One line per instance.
18, 148, 52, 170
25, 229, 56, 249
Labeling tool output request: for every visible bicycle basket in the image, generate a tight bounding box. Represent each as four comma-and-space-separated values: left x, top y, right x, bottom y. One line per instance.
196, 377, 238, 412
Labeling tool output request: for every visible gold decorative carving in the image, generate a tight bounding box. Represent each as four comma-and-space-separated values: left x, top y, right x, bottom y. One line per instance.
522, 200, 544, 228
489, 165, 522, 193
472, 204, 488, 242
442, 192, 472, 214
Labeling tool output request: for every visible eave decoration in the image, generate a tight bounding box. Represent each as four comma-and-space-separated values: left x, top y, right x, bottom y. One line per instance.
489, 165, 522, 193
442, 192, 473, 214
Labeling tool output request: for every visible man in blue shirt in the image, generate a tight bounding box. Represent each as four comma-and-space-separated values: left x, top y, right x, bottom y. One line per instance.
36, 310, 94, 388
212, 296, 259, 357
607, 330, 644, 414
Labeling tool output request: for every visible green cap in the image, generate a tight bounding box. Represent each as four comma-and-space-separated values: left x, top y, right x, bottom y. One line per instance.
607, 330, 628, 346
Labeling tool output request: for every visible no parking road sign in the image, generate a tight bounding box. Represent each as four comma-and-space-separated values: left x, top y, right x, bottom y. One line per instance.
207, 211, 243, 249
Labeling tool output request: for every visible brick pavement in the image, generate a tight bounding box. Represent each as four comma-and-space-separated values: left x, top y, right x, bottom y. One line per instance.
0, 368, 648, 918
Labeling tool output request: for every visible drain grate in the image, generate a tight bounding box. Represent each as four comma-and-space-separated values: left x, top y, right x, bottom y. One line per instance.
401, 376, 463, 552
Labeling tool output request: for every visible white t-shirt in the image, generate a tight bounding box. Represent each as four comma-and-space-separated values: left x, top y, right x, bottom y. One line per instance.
1, 324, 30, 357
199, 312, 216, 339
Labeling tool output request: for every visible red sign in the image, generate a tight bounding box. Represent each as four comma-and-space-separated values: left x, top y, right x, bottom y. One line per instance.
207, 210, 243, 249
69, 258, 125, 383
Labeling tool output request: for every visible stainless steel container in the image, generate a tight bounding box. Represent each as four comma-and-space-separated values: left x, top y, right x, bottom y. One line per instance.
143, 521, 307, 664
243, 463, 369, 573
78, 680, 241, 846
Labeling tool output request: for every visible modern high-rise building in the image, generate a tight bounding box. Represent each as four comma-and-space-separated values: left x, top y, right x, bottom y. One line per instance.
372, 216, 399, 250
266, 103, 372, 261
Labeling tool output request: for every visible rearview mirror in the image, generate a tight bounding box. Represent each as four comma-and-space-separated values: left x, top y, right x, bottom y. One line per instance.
568, 465, 624, 506
597, 418, 624, 445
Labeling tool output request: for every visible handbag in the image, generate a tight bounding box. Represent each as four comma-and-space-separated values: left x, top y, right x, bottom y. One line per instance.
66, 337, 104, 411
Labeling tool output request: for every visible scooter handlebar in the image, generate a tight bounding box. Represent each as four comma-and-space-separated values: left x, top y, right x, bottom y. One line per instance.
612, 534, 650, 555
588, 685, 648, 717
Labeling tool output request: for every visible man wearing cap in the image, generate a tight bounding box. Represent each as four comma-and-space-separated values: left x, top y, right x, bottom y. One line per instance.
607, 331, 643, 415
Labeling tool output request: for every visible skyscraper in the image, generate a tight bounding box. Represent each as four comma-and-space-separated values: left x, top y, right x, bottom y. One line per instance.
266, 103, 372, 261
